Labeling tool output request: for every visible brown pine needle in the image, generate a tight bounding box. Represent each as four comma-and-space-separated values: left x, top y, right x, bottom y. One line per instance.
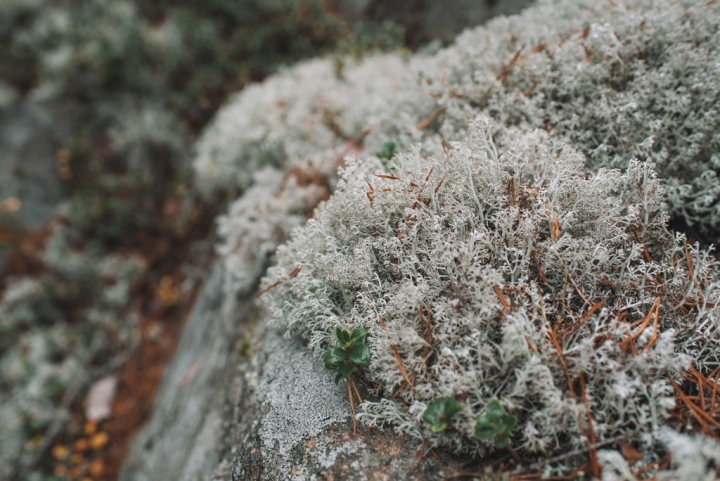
631, 459, 663, 478
532, 251, 547, 283
417, 438, 428, 462
547, 327, 576, 399
579, 374, 600, 479
440, 72, 466, 99
425, 306, 433, 345
379, 315, 415, 388
416, 107, 447, 130
568, 273, 591, 307
434, 175, 447, 195
425, 166, 434, 182
524, 334, 539, 354
390, 372, 417, 400
642, 300, 660, 353
564, 301, 604, 334
375, 174, 400, 180
392, 346, 414, 387
619, 297, 660, 353
255, 265, 302, 298
710, 366, 720, 414
670, 379, 720, 431
631, 226, 653, 263
493, 285, 512, 313
347, 378, 357, 437
684, 239, 695, 279
497, 47, 524, 82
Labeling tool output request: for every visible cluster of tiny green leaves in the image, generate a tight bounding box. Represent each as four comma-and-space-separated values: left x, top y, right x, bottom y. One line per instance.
423, 397, 517, 447
423, 397, 463, 433
473, 399, 517, 447
322, 327, 371, 384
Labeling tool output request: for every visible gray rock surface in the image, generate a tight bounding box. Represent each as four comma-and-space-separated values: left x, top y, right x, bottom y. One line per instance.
120, 263, 464, 480
0, 96, 71, 230
332, 0, 533, 45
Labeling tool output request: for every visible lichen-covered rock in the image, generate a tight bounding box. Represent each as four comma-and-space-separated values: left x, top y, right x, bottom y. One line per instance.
259, 118, 720, 474
120, 264, 465, 481
197, 0, 720, 230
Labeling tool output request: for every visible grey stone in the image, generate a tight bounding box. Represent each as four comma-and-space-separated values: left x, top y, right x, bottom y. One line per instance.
0, 97, 72, 231
120, 263, 465, 480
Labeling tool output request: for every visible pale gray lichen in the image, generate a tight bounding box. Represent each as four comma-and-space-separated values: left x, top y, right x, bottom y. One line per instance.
216, 153, 337, 297
197, 0, 720, 229
260, 118, 719, 467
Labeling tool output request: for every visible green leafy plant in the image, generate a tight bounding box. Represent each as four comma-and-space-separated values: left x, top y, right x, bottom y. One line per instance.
473, 399, 517, 447
423, 397, 463, 433
322, 327, 371, 384
376, 141, 399, 160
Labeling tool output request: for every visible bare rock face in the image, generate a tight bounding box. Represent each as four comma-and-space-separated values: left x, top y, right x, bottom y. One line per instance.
120, 264, 463, 480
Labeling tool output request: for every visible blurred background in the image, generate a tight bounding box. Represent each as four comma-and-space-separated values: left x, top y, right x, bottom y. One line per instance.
0, 1, 530, 480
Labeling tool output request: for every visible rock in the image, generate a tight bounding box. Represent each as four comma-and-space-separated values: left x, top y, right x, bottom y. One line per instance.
120, 264, 464, 480
331, 0, 532, 46
0, 97, 72, 231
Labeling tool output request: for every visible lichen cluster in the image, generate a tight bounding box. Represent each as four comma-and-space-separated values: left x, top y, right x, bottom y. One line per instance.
260, 119, 719, 472
198, 0, 720, 477
200, 0, 720, 229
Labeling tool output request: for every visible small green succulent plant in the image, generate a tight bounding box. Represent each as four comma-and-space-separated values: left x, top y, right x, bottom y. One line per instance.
423, 397, 464, 433
322, 327, 371, 384
473, 399, 517, 447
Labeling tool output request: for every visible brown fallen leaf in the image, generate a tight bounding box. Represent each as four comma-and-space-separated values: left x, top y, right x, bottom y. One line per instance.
621, 443, 642, 465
